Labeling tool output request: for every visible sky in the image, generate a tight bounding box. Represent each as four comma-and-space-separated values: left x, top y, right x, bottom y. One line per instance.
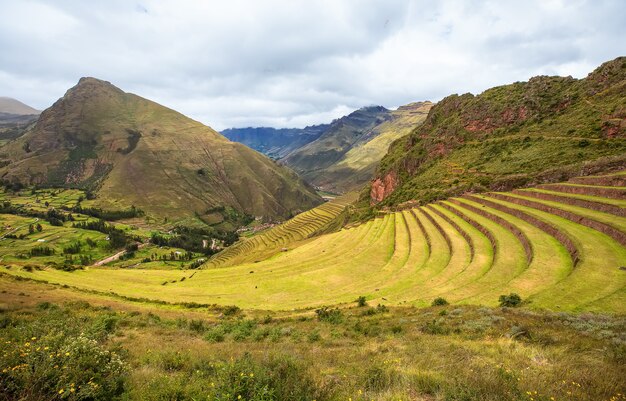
0, 0, 624, 130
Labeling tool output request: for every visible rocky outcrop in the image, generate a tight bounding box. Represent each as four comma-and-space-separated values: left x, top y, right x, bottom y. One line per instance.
370, 171, 398, 204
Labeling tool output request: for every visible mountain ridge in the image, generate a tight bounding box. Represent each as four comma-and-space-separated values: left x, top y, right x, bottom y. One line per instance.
281, 102, 432, 193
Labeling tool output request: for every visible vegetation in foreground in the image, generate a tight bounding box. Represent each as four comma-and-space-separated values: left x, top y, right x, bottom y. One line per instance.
1, 277, 625, 401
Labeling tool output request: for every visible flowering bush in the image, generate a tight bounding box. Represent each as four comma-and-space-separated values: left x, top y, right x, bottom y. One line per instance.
0, 308, 127, 400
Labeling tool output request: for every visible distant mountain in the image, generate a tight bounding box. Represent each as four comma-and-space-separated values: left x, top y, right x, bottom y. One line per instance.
281, 103, 432, 193
0, 78, 322, 224
368, 57, 626, 209
0, 97, 40, 115
222, 125, 328, 159
0, 97, 40, 145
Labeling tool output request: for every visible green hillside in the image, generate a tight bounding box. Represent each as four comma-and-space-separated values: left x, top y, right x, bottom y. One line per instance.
0, 78, 322, 223
367, 57, 626, 210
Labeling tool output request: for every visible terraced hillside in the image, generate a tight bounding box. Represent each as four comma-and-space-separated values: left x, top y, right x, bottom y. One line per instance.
2, 171, 624, 312
207, 194, 356, 267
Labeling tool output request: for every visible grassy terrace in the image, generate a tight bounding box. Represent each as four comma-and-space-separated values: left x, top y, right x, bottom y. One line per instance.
1, 171, 624, 313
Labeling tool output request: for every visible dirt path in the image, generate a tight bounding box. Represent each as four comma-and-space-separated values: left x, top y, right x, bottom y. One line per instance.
92, 243, 147, 266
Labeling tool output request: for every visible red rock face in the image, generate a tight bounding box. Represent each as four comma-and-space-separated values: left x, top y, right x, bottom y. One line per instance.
370, 171, 398, 204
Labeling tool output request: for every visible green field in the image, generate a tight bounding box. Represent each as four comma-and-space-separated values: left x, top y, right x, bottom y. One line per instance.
2, 171, 624, 313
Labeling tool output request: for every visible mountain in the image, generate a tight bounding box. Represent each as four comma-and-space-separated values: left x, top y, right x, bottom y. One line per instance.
298, 102, 432, 193
0, 98, 40, 146
0, 97, 40, 115
0, 78, 322, 223
368, 57, 626, 209
222, 125, 328, 159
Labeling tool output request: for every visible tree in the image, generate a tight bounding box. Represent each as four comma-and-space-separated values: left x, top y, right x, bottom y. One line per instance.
499, 293, 522, 307
35, 223, 43, 232
431, 297, 449, 307
28, 224, 34, 234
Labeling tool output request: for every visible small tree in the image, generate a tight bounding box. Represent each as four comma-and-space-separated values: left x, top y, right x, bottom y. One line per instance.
499, 293, 522, 307
28, 224, 34, 234
356, 296, 367, 307
431, 297, 449, 307
36, 223, 43, 232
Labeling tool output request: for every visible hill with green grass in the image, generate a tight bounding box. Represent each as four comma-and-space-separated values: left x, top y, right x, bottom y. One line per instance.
0, 78, 322, 224
281, 103, 432, 193
367, 57, 626, 211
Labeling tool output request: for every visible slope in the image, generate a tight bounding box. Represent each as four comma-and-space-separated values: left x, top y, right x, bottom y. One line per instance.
308, 102, 432, 193
281, 105, 393, 192
368, 57, 626, 209
0, 78, 322, 223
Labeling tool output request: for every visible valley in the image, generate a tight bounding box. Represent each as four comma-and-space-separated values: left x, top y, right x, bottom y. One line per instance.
0, 48, 625, 400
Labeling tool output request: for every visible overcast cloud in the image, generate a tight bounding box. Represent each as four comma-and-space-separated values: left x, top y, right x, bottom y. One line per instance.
0, 0, 624, 130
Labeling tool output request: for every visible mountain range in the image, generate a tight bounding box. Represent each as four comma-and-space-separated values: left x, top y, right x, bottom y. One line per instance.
224, 102, 432, 194
222, 125, 328, 159
0, 78, 322, 225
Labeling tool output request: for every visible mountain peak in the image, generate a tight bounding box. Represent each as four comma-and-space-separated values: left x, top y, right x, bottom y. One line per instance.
70, 77, 124, 94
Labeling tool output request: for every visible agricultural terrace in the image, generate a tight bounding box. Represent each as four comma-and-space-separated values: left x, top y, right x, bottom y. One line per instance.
1, 172, 625, 312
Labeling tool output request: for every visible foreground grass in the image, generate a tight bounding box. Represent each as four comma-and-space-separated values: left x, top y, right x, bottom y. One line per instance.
1, 277, 625, 401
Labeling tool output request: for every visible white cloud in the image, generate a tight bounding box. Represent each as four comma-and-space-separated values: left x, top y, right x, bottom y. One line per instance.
0, 0, 624, 130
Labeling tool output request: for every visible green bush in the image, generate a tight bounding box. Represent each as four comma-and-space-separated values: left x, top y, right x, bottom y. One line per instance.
211, 354, 325, 401
431, 297, 449, 306
0, 306, 127, 400
0, 333, 126, 400
498, 293, 522, 307
356, 296, 367, 307
222, 305, 241, 316
204, 326, 226, 343
315, 306, 343, 324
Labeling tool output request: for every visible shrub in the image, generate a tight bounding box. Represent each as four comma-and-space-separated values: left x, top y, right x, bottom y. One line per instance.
364, 365, 399, 392
29, 246, 55, 257
307, 329, 321, 342
431, 297, 449, 306
499, 293, 522, 307
211, 354, 324, 401
421, 319, 451, 335
63, 241, 82, 254
204, 326, 226, 343
376, 304, 389, 313
315, 306, 343, 324
356, 295, 368, 307
0, 331, 126, 400
222, 305, 241, 316
189, 319, 206, 333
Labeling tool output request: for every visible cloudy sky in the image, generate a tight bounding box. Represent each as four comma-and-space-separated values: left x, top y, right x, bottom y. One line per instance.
0, 0, 624, 130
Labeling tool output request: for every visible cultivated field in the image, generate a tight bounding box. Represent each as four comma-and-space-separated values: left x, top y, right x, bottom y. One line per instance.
208, 194, 355, 267
2, 171, 624, 312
